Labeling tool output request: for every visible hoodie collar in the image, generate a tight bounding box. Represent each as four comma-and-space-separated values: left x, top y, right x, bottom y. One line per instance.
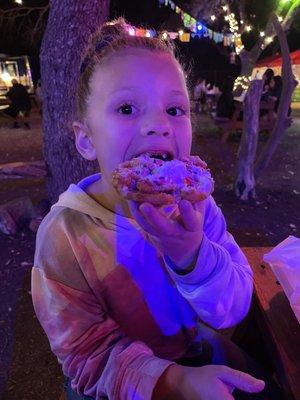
52, 174, 140, 232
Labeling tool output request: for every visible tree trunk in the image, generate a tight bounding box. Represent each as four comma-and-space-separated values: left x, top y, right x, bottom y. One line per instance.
235, 80, 264, 200
254, 13, 298, 179
40, 0, 110, 203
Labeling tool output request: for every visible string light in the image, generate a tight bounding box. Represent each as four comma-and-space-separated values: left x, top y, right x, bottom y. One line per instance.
15, 0, 23, 4
162, 32, 168, 40
228, 13, 239, 32
240, 20, 244, 24
145, 30, 151, 37
278, 16, 283, 22
234, 76, 252, 91
246, 25, 252, 32
222, 5, 228, 11
178, 29, 184, 35
265, 36, 273, 44
223, 8, 244, 54
211, 15, 216, 21
259, 31, 265, 37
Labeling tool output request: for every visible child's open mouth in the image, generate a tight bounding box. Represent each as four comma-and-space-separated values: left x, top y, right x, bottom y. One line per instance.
138, 150, 174, 161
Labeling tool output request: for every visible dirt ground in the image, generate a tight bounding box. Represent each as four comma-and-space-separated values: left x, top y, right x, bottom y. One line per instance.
0, 107, 299, 400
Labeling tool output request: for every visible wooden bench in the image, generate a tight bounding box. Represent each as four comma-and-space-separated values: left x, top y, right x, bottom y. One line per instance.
59, 246, 300, 400
214, 101, 277, 142
235, 247, 300, 400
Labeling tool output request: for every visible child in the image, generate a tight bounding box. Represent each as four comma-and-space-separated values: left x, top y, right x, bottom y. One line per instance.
32, 19, 279, 400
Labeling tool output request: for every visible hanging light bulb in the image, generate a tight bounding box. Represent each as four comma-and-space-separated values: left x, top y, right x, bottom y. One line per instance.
265, 36, 273, 44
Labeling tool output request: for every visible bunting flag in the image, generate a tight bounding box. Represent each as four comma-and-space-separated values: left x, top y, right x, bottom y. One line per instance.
130, 28, 232, 45
158, 0, 233, 46
125, 1, 234, 47
179, 32, 190, 42
135, 28, 147, 37
168, 32, 179, 40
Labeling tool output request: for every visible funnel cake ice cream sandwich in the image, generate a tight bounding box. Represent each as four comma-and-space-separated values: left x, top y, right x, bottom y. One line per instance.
112, 152, 214, 206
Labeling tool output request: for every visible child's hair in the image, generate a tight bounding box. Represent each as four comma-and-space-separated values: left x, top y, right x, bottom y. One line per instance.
76, 17, 190, 120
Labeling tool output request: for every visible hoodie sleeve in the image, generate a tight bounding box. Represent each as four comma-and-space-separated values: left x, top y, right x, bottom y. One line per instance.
31, 211, 173, 400
164, 197, 253, 329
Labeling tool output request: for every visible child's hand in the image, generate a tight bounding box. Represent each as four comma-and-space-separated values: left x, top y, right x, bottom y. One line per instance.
128, 200, 205, 271
153, 364, 265, 400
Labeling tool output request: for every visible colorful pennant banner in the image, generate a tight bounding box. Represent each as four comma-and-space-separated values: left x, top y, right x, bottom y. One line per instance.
158, 0, 234, 46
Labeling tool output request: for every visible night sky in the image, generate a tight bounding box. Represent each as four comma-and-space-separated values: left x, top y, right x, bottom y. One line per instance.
0, 0, 299, 83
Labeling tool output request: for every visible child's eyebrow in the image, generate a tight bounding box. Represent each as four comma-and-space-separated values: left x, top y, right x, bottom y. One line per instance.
109, 86, 139, 96
109, 87, 187, 98
169, 90, 188, 98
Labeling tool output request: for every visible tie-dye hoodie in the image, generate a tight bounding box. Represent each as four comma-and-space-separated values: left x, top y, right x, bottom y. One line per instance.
31, 174, 253, 400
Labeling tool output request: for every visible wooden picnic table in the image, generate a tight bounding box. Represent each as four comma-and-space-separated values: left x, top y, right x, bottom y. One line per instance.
214, 100, 277, 142
241, 247, 300, 400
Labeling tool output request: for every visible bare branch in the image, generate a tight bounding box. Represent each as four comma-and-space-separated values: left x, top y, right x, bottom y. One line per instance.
0, 6, 49, 18
254, 12, 298, 178
0, 4, 49, 46
239, 0, 247, 25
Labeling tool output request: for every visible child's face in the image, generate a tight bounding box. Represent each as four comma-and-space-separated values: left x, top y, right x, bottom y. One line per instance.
83, 48, 192, 187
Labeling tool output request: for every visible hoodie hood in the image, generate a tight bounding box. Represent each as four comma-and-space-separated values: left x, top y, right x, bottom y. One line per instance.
52, 173, 139, 231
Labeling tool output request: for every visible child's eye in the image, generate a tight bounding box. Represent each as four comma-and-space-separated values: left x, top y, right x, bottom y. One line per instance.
167, 106, 187, 117
117, 103, 137, 115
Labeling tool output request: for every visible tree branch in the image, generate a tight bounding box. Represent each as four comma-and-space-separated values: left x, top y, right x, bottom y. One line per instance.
254, 13, 298, 178
0, 6, 49, 17
282, 0, 300, 31
239, 0, 247, 28
0, 5, 49, 46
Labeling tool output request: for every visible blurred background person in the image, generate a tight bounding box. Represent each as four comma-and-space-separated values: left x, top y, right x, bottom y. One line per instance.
4, 78, 31, 129
193, 77, 206, 114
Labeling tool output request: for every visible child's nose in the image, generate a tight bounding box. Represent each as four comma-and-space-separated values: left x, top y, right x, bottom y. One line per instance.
144, 129, 170, 137
140, 115, 172, 137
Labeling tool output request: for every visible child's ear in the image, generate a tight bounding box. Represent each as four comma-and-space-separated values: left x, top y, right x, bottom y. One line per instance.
73, 121, 97, 161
